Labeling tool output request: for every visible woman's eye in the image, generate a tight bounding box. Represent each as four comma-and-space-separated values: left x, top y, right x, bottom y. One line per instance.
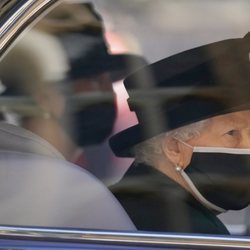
225, 129, 239, 136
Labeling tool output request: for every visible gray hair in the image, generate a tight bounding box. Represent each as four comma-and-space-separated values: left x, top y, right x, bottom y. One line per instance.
133, 119, 210, 166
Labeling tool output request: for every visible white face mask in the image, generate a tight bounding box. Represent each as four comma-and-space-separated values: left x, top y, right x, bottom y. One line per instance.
176, 139, 250, 213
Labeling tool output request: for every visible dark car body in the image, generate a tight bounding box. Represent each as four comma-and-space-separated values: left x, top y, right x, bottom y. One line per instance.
1, 0, 250, 249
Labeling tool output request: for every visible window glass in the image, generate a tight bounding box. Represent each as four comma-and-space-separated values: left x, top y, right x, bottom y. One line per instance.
0, 0, 250, 237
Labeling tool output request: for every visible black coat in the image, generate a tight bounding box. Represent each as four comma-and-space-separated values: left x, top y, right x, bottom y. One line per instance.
110, 162, 229, 235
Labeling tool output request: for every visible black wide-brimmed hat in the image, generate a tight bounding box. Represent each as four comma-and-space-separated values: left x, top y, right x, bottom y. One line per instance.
36, 2, 147, 82
68, 41, 148, 82
110, 32, 250, 157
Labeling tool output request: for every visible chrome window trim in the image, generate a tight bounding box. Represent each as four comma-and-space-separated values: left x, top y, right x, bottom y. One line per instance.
0, 226, 250, 249
0, 0, 60, 58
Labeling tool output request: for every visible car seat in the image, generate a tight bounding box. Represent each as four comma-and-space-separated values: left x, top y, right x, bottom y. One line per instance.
0, 122, 135, 230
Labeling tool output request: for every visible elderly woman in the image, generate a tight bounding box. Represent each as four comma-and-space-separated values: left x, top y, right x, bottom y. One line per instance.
110, 32, 250, 234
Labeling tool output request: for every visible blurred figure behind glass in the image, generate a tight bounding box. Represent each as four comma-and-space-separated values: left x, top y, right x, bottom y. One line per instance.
0, 2, 147, 181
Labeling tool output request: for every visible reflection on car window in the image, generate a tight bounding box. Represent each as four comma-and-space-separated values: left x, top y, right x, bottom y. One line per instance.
0, 0, 250, 237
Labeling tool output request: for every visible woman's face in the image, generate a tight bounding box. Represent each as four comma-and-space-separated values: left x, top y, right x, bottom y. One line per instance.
172, 110, 250, 169
187, 110, 250, 148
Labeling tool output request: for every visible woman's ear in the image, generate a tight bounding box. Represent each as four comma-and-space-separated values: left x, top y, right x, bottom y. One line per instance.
162, 137, 193, 169
161, 137, 181, 165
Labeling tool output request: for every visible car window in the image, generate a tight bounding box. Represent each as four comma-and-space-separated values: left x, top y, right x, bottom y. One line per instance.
0, 0, 250, 239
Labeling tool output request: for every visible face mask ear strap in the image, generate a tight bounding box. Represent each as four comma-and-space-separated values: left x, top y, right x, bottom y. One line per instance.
173, 136, 193, 149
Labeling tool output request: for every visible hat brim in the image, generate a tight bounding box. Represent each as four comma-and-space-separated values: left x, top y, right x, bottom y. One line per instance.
110, 91, 250, 157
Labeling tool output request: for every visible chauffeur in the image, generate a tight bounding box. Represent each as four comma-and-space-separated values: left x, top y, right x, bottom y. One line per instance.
110, 32, 250, 234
